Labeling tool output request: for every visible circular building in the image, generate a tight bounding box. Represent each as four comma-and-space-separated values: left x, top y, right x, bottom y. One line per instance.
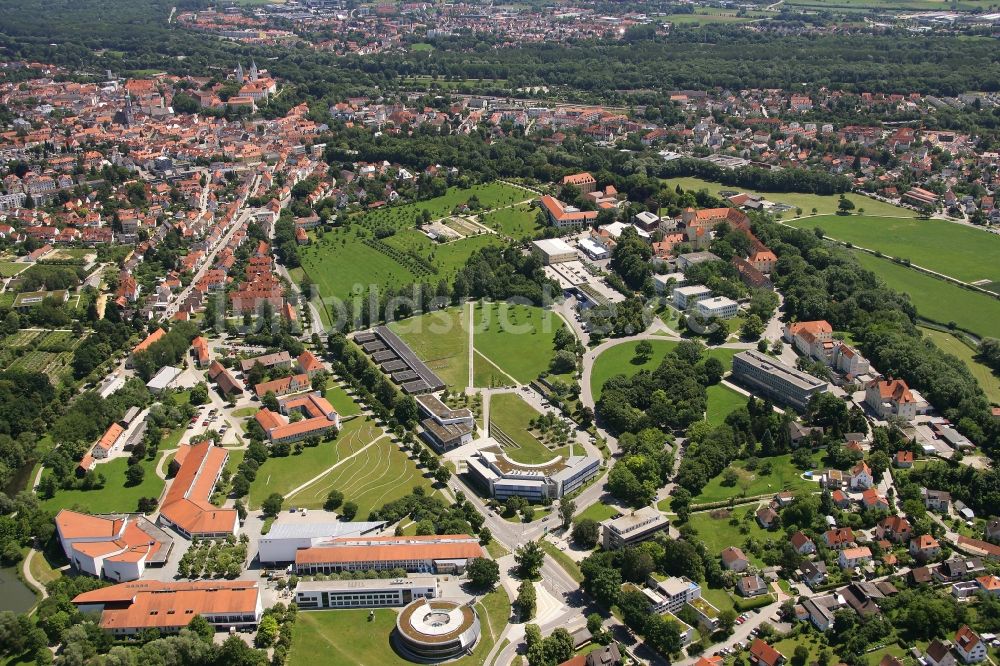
394, 598, 481, 663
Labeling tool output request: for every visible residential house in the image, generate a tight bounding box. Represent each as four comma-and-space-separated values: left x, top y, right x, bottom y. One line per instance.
860, 489, 889, 512
838, 546, 873, 570
749, 639, 785, 666
799, 561, 828, 588
721, 546, 749, 572
824, 527, 856, 550
894, 451, 914, 468
737, 574, 768, 598
877, 515, 912, 543
954, 626, 987, 664
756, 507, 778, 529
925, 640, 956, 666
790, 531, 815, 555
865, 378, 918, 422
975, 575, 1000, 597
910, 535, 942, 561
849, 462, 873, 490
934, 557, 985, 583
924, 489, 953, 513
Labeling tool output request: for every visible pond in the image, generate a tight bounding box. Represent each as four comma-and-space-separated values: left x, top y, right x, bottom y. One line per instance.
0, 565, 37, 613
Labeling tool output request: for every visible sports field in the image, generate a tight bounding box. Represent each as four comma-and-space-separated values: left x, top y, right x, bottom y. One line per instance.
474, 302, 569, 384
390, 305, 469, 390
289, 588, 510, 666
40, 456, 165, 514
663, 176, 916, 218
852, 251, 1000, 338
489, 392, 569, 464
789, 214, 1000, 284
919, 327, 1000, 403
283, 434, 433, 519
590, 339, 738, 399
248, 416, 383, 508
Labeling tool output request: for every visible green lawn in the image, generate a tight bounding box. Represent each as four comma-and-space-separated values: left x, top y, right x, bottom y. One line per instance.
474, 302, 570, 384
0, 261, 26, 277
489, 393, 567, 464
574, 502, 620, 524
323, 383, 362, 417
705, 383, 747, 426
40, 456, 165, 514
389, 305, 469, 390
919, 327, 1000, 403
698, 585, 736, 615
479, 203, 542, 240
686, 510, 779, 568
473, 350, 516, 388
298, 184, 525, 308
590, 339, 738, 399
852, 250, 1000, 338
248, 416, 383, 508
789, 214, 1000, 284
540, 539, 584, 582
283, 435, 433, 520
410, 42, 434, 51
694, 453, 817, 504
664, 176, 916, 218
289, 588, 509, 666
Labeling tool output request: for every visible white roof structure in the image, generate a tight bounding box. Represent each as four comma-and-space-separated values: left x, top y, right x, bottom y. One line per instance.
146, 366, 182, 391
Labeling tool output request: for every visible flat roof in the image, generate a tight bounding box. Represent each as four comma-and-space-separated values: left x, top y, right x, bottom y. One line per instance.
265, 520, 386, 541
374, 326, 445, 391
532, 238, 576, 255
296, 576, 436, 593
734, 349, 827, 391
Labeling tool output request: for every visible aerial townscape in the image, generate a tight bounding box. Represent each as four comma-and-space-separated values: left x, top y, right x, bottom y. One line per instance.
2, 1, 1000, 666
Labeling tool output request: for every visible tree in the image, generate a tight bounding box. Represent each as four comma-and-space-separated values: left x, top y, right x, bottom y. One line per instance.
559, 498, 576, 529
645, 614, 682, 656
262, 493, 284, 518
342, 501, 358, 520
393, 395, 419, 427
262, 391, 280, 412
479, 527, 492, 547
187, 615, 215, 643
324, 489, 344, 511
544, 628, 574, 664
125, 463, 145, 487
837, 196, 855, 214
434, 466, 452, 485
718, 608, 737, 634
793, 646, 810, 666
635, 340, 653, 362
515, 540, 545, 579
255, 615, 279, 648
549, 350, 577, 374
515, 580, 536, 621
189, 382, 209, 406
466, 558, 500, 590
740, 314, 765, 341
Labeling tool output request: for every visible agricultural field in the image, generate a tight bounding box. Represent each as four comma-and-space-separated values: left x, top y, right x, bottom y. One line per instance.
663, 176, 916, 218
39, 456, 165, 514
473, 301, 569, 384
852, 251, 1000, 338
919, 327, 1000, 403
389, 305, 469, 390
288, 588, 509, 666
589, 339, 738, 399
789, 214, 1000, 285
247, 416, 383, 508
298, 183, 526, 309
284, 435, 433, 519
489, 392, 569, 464
479, 203, 543, 240
662, 10, 760, 23
693, 453, 818, 504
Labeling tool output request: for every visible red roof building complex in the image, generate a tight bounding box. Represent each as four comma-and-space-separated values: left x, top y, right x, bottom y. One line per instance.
56, 510, 173, 582
158, 440, 239, 539
254, 391, 340, 444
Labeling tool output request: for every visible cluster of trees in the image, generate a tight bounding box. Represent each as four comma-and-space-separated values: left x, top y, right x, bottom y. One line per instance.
610, 226, 653, 292
177, 534, 250, 579
608, 428, 674, 507
548, 325, 581, 375
370, 486, 484, 536
903, 461, 1000, 519
72, 319, 136, 379
131, 321, 200, 381
327, 332, 402, 422
978, 337, 1000, 374
524, 624, 575, 666
273, 210, 302, 269
580, 297, 652, 343
597, 340, 722, 435
15, 264, 86, 293
253, 602, 297, 663
453, 246, 558, 306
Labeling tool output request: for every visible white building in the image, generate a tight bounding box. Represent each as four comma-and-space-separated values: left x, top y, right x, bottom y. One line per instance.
673, 285, 712, 309
294, 577, 438, 610
578, 237, 609, 260
650, 576, 701, 614
601, 507, 670, 550
258, 518, 387, 564
695, 296, 739, 319
466, 442, 600, 502
531, 238, 578, 265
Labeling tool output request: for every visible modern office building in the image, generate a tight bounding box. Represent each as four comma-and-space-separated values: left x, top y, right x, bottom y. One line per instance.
55, 510, 172, 582
531, 238, 578, 265
673, 285, 712, 309
294, 577, 438, 610
732, 350, 828, 411
695, 295, 739, 319
466, 443, 600, 501
416, 393, 475, 451
601, 507, 670, 550
158, 440, 239, 539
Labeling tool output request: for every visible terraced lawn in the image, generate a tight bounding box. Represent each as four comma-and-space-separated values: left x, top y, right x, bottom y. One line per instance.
323, 383, 362, 417
852, 251, 1000, 338
790, 214, 1000, 284
474, 302, 570, 384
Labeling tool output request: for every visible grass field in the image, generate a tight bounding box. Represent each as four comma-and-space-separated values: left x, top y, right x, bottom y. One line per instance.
323, 384, 362, 417
790, 214, 1000, 284
489, 393, 568, 464
0, 261, 26, 277
40, 456, 164, 514
664, 176, 916, 219
284, 435, 433, 519
298, 183, 526, 309
574, 502, 620, 524
289, 589, 510, 666
686, 509, 780, 568
705, 384, 747, 426
248, 416, 383, 508
663, 10, 759, 23
479, 203, 543, 240
473, 350, 516, 388
693, 453, 817, 504
390, 305, 469, 390
852, 251, 1000, 337
919, 327, 1000, 403
590, 340, 739, 399
474, 302, 568, 384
